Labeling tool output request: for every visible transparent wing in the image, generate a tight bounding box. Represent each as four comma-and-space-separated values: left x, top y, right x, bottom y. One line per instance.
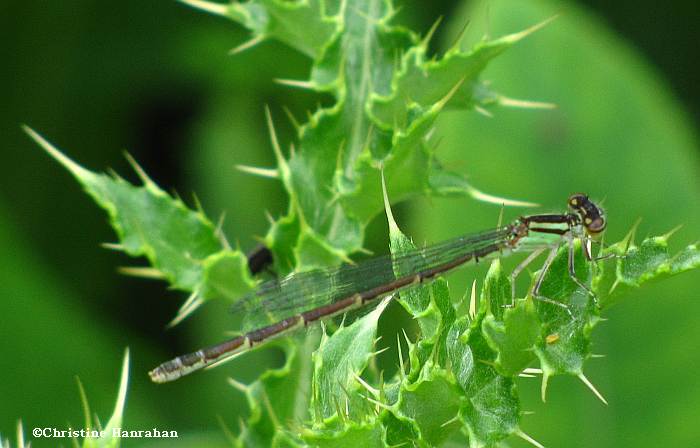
232, 227, 511, 330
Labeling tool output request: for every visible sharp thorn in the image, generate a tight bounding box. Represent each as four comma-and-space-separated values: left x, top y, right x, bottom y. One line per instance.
264, 106, 285, 166
497, 96, 557, 110
229, 34, 265, 55
663, 224, 683, 241
622, 217, 643, 252
101, 242, 125, 251
466, 184, 540, 207
421, 16, 443, 49
397, 333, 406, 380
123, 151, 156, 186
541, 372, 550, 402
216, 414, 237, 446
178, 0, 227, 16
515, 429, 546, 448
235, 164, 279, 179
362, 394, 391, 411
500, 15, 559, 45
373, 346, 390, 357
440, 414, 460, 428
447, 18, 471, 52
578, 373, 608, 405
469, 279, 477, 319
352, 372, 380, 397
282, 106, 301, 132
117, 266, 165, 280
474, 105, 494, 118
166, 291, 202, 328
226, 376, 247, 392
274, 78, 316, 90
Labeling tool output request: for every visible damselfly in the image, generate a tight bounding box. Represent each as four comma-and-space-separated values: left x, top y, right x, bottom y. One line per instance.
150, 193, 606, 383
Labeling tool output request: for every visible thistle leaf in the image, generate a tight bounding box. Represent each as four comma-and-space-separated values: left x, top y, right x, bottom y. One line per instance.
302, 422, 384, 448
392, 368, 463, 446
481, 262, 539, 377
368, 17, 555, 128
310, 298, 390, 421
384, 178, 456, 370
235, 335, 318, 447
600, 234, 700, 308
25, 127, 256, 316
181, 0, 338, 58
530, 243, 599, 393
198, 0, 541, 269
447, 311, 521, 447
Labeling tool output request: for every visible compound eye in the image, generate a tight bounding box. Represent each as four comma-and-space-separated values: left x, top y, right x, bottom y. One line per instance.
586, 217, 606, 233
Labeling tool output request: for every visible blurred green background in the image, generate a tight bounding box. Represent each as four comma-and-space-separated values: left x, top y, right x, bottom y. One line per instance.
1, 0, 698, 447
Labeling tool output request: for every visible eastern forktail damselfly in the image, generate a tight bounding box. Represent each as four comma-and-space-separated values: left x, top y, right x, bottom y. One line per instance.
150, 193, 606, 383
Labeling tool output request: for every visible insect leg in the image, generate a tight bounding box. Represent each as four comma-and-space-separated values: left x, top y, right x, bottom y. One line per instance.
532, 246, 573, 318
567, 235, 597, 305
508, 247, 546, 307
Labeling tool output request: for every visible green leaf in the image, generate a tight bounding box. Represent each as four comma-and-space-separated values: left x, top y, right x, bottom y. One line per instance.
480, 260, 543, 380
310, 298, 389, 421
599, 231, 700, 308
578, 229, 700, 312
265, 210, 301, 275
202, 250, 258, 301
234, 335, 318, 448
385, 183, 456, 358
482, 297, 540, 376
531, 243, 599, 395
302, 421, 384, 448
670, 243, 700, 272
381, 410, 421, 447
192, 0, 541, 270
427, 169, 539, 207
481, 259, 512, 320
182, 0, 339, 58
391, 367, 463, 446
447, 311, 520, 447
368, 18, 554, 128
25, 127, 257, 320
521, 232, 700, 401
